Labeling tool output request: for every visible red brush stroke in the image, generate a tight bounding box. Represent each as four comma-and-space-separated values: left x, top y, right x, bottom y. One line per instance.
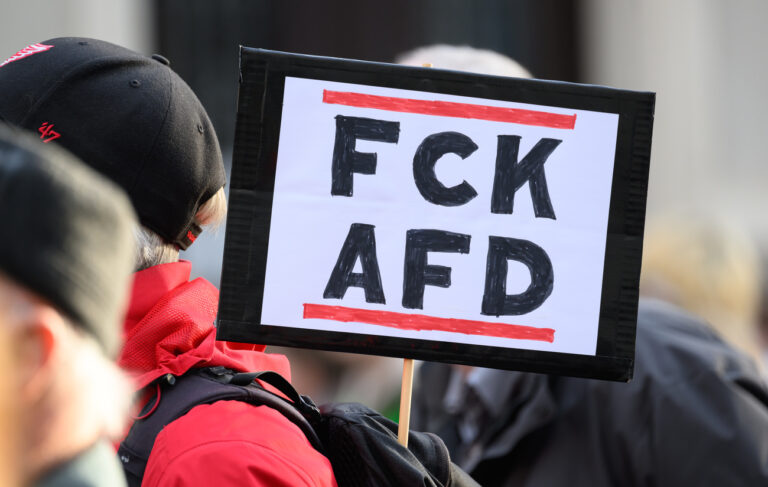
323, 90, 576, 130
303, 303, 555, 343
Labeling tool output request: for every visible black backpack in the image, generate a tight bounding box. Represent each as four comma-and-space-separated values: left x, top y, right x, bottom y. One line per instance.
118, 366, 479, 487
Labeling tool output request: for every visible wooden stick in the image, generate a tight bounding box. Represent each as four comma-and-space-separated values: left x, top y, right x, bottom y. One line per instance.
397, 358, 415, 447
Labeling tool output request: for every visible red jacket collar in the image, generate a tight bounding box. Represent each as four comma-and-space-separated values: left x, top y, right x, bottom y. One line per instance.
125, 261, 193, 333
118, 261, 290, 390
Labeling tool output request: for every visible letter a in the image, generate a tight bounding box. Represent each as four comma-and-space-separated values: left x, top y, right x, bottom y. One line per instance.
323, 223, 386, 303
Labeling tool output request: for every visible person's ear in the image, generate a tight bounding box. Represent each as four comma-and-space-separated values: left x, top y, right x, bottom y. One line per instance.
13, 307, 58, 405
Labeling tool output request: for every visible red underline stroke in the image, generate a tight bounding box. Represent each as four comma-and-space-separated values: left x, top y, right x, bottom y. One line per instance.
302, 303, 555, 343
322, 90, 576, 130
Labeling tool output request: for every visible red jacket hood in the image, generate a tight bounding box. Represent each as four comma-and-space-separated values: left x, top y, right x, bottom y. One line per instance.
118, 261, 290, 390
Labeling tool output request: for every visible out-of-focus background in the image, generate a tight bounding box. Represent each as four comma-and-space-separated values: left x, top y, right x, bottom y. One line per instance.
3, 0, 768, 407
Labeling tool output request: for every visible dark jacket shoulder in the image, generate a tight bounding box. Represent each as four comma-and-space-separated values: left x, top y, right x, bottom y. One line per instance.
416, 299, 768, 487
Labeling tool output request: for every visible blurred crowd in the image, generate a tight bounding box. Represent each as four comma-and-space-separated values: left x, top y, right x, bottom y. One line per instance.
0, 30, 767, 487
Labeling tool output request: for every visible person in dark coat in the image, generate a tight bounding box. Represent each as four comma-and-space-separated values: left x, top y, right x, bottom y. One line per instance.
412, 299, 768, 486
0, 124, 136, 486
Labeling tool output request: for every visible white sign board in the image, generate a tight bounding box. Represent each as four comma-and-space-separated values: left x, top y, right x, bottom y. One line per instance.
262, 76, 618, 356
218, 49, 654, 381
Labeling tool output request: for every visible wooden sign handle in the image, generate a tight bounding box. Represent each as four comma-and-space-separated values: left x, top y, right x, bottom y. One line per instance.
397, 358, 415, 447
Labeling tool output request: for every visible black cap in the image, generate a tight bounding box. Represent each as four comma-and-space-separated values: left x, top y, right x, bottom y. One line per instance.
0, 38, 226, 249
0, 123, 137, 357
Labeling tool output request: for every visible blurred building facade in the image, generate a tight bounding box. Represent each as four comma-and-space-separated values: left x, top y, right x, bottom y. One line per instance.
582, 0, 768, 239
0, 0, 153, 54
3, 0, 768, 391
4, 0, 768, 264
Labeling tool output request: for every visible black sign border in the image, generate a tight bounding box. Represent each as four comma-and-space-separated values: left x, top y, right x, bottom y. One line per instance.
217, 48, 654, 382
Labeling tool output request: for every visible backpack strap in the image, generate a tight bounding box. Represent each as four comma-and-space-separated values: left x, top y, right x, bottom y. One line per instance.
118, 367, 323, 487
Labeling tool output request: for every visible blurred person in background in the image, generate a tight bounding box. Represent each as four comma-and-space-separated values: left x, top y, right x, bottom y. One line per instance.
641, 213, 764, 365
0, 125, 136, 486
0, 317, 19, 487
408, 44, 768, 486
0, 38, 336, 486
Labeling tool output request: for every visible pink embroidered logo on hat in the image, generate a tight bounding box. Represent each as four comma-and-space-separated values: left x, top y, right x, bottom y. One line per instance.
38, 122, 61, 143
0, 43, 54, 68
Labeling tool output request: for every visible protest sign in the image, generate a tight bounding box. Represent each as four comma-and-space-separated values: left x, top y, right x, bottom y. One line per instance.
217, 48, 654, 381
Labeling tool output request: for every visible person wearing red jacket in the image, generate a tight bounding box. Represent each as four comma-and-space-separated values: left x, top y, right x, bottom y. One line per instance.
0, 37, 337, 487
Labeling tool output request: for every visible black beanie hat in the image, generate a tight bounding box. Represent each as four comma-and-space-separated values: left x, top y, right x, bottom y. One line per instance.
0, 38, 226, 249
0, 123, 137, 357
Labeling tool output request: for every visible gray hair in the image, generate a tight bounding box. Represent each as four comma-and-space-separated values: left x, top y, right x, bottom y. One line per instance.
395, 44, 532, 78
134, 187, 227, 270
